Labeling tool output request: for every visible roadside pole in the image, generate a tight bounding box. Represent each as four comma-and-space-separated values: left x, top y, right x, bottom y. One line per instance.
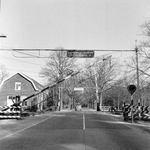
127, 85, 136, 123
131, 94, 134, 123
118, 94, 119, 111
135, 47, 141, 106
94, 66, 100, 111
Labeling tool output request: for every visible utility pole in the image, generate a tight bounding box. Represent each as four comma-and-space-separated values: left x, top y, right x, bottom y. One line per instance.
118, 94, 119, 110
93, 56, 112, 111
99, 55, 112, 111
135, 47, 140, 105
94, 68, 100, 111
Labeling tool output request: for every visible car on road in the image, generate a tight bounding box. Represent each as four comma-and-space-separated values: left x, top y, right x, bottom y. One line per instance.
75, 103, 82, 111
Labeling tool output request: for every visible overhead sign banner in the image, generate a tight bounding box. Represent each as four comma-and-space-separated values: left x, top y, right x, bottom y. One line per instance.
74, 87, 84, 91
67, 50, 94, 58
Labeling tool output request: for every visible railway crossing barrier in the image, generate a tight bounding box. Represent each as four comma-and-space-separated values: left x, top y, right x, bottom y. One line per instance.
0, 105, 21, 119
123, 104, 150, 121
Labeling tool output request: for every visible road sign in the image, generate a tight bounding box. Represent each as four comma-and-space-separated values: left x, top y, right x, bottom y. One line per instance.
67, 50, 94, 58
74, 87, 84, 91
127, 85, 136, 95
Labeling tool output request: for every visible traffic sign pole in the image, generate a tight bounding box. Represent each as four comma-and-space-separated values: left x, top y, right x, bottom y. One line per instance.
127, 85, 136, 123
135, 47, 140, 106
131, 95, 134, 123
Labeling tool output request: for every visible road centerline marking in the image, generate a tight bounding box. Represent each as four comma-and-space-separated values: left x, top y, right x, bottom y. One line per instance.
83, 112, 85, 130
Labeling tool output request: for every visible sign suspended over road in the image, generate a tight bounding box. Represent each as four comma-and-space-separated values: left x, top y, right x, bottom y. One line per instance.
74, 87, 84, 92
67, 50, 94, 58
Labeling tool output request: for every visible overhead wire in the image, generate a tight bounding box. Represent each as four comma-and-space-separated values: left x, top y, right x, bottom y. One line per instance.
5, 68, 40, 74
0, 46, 46, 66
0, 55, 45, 66
12, 49, 51, 58
0, 48, 135, 52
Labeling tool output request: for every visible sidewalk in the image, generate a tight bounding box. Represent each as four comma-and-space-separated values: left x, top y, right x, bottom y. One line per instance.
100, 111, 150, 127
136, 120, 150, 126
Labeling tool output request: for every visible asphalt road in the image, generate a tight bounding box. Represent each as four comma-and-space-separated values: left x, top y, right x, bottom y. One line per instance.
0, 109, 150, 150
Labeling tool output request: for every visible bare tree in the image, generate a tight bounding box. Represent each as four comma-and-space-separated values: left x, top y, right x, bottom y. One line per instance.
123, 51, 150, 104
0, 65, 8, 85
137, 18, 150, 81
40, 48, 77, 84
76, 56, 120, 109
123, 17, 150, 87
140, 18, 150, 46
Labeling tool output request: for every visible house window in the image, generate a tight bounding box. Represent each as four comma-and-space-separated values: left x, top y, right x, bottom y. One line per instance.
7, 96, 13, 100
15, 82, 21, 91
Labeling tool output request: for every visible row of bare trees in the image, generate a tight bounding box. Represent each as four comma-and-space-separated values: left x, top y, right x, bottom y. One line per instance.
39, 49, 128, 109
38, 18, 150, 109
1, 18, 150, 109
0, 65, 8, 85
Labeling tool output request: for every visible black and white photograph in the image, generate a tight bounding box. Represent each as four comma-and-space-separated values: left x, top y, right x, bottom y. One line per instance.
0, 0, 150, 150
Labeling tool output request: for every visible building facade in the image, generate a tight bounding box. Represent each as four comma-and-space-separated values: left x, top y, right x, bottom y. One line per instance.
0, 73, 44, 108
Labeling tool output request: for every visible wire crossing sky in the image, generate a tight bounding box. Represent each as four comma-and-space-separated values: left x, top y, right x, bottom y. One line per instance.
0, 0, 150, 84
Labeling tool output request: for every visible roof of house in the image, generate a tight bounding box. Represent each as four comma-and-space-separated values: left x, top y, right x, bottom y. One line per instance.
19, 73, 44, 91
1, 73, 44, 91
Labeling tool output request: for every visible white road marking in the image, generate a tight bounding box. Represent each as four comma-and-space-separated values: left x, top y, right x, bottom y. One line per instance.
83, 112, 85, 130
0, 115, 54, 141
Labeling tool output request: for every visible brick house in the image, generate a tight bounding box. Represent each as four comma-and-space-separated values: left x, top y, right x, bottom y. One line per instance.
0, 73, 44, 109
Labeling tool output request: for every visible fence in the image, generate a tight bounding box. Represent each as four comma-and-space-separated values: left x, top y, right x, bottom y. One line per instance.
100, 106, 111, 111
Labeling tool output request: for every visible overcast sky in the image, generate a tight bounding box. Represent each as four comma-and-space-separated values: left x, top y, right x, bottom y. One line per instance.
0, 0, 150, 84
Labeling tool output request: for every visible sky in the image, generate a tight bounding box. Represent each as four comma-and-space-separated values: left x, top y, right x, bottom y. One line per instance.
0, 0, 150, 84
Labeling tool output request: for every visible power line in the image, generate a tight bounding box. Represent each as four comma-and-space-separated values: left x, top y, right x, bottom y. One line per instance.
12, 50, 50, 58
0, 55, 45, 66
0, 48, 135, 52
5, 68, 40, 74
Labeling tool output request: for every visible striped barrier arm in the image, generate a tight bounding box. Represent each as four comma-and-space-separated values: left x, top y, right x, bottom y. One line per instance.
0, 115, 21, 119
0, 106, 21, 109
123, 104, 150, 121
0, 106, 9, 109
0, 111, 21, 114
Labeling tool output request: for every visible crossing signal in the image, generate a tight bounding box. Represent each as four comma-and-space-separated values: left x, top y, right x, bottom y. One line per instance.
127, 85, 136, 95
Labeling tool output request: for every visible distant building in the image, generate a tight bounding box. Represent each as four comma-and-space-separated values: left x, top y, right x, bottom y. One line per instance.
0, 73, 44, 109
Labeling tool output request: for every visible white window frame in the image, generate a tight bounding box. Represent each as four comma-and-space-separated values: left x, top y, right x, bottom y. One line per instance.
7, 96, 13, 106
15, 82, 21, 91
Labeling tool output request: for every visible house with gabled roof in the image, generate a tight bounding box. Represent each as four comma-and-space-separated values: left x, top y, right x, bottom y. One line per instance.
0, 73, 44, 109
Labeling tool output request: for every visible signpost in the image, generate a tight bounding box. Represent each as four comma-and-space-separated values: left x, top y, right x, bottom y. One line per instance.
67, 50, 94, 58
127, 85, 136, 123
